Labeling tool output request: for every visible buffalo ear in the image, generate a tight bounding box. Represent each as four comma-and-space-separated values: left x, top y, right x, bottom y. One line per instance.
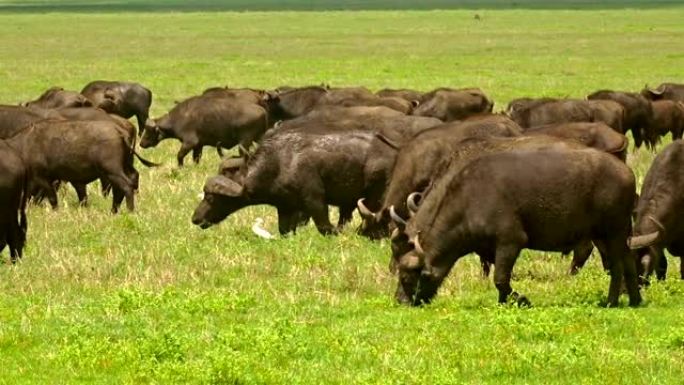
399, 253, 422, 270
262, 91, 279, 103
204, 176, 243, 197
411, 100, 420, 108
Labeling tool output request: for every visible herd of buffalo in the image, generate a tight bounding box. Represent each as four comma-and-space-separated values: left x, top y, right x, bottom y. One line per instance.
2, 80, 684, 307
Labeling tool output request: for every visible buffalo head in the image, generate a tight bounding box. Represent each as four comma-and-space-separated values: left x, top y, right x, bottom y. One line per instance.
192, 175, 249, 229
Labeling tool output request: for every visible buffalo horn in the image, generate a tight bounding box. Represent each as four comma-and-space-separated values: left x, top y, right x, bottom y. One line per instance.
389, 206, 407, 226
412, 235, 425, 255
356, 198, 377, 220
406, 192, 422, 215
627, 231, 660, 249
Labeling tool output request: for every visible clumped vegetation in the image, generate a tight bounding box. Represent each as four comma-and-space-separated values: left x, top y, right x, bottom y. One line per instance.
0, 2, 683, 384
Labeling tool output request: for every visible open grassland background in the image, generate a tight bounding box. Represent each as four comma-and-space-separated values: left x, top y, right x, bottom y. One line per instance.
1, 1, 684, 384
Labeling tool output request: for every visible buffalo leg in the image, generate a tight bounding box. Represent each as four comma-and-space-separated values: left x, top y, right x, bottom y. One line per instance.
34, 178, 58, 209
101, 178, 112, 197
680, 257, 684, 279
192, 146, 203, 164
479, 252, 494, 278
569, 240, 595, 275
176, 141, 197, 166
72, 183, 88, 207
111, 187, 124, 214
337, 205, 354, 229
276, 207, 299, 236
656, 252, 668, 281
7, 221, 24, 264
136, 113, 148, 137
303, 196, 336, 235
493, 244, 527, 305
107, 174, 135, 213
599, 238, 641, 307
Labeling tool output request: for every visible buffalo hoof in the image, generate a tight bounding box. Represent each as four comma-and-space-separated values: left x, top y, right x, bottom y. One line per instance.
510, 292, 532, 308
629, 294, 643, 308
599, 299, 620, 308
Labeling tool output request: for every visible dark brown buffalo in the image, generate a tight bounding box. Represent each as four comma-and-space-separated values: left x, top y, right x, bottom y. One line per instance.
523, 122, 628, 161
192, 129, 376, 235
365, 135, 592, 277
141, 95, 268, 166
5, 120, 155, 213
505, 97, 557, 114
508, 99, 624, 133
412, 88, 494, 121
0, 105, 50, 138
0, 141, 28, 263
628, 140, 684, 281
376, 88, 423, 104
81, 80, 152, 135
273, 106, 437, 136
648, 100, 684, 143
641, 83, 684, 103
357, 114, 522, 239
264, 86, 417, 122
23, 87, 91, 109
587, 90, 653, 149
390, 147, 640, 307
201, 87, 265, 105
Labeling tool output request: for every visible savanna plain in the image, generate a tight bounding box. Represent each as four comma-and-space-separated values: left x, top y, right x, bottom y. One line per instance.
0, 1, 683, 384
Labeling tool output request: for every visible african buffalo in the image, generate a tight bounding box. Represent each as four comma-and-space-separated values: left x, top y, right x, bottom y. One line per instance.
81, 80, 152, 135
376, 88, 423, 104
357, 114, 522, 239
5, 120, 155, 213
508, 98, 624, 133
0, 141, 28, 263
641, 83, 684, 103
0, 105, 50, 138
201, 87, 265, 105
23, 87, 91, 109
141, 95, 268, 166
523, 122, 628, 161
390, 147, 640, 307
648, 100, 684, 143
192, 129, 376, 235
628, 140, 684, 281
587, 90, 653, 149
412, 88, 494, 121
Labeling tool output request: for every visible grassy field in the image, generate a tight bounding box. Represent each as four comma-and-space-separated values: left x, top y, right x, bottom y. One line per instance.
1, 1, 684, 384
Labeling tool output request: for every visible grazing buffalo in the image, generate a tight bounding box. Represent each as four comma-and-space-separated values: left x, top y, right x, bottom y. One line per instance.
390, 147, 640, 307
23, 87, 91, 109
376, 88, 424, 104
141, 95, 268, 166
641, 83, 684, 103
357, 114, 522, 239
508, 99, 624, 133
81, 80, 152, 134
192, 129, 376, 235
523, 122, 628, 161
587, 90, 653, 149
412, 88, 494, 121
5, 120, 155, 213
628, 140, 684, 281
648, 100, 684, 143
0, 141, 28, 263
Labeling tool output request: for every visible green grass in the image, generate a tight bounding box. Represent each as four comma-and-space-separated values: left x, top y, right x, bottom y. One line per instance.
1, 2, 684, 384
